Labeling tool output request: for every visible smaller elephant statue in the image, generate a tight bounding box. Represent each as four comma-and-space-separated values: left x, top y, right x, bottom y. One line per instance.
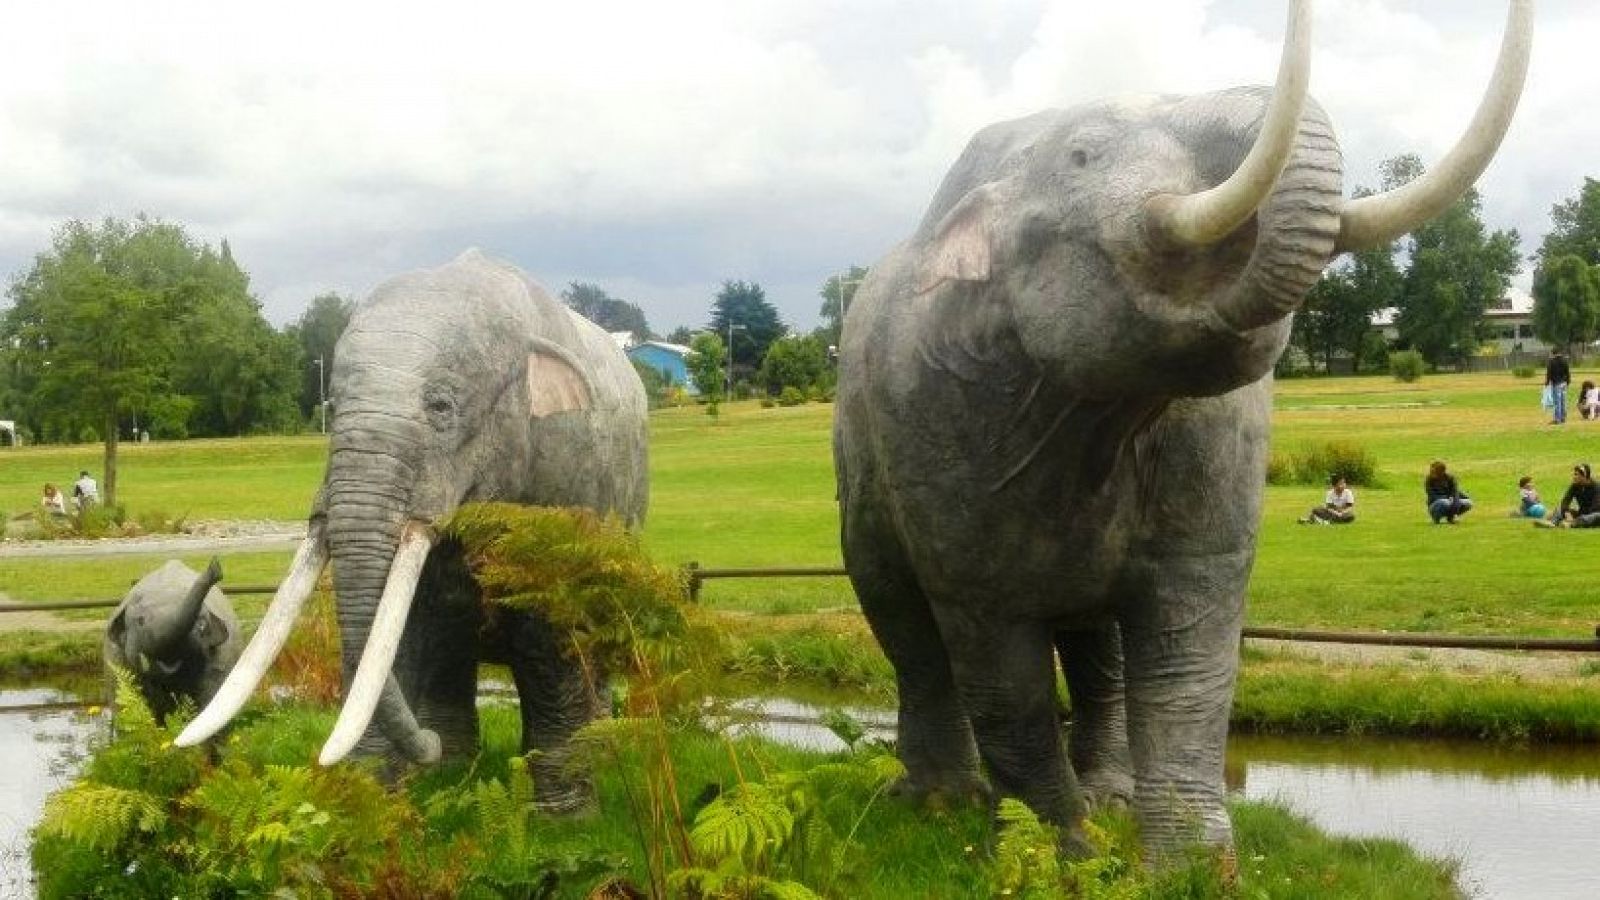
104, 558, 240, 723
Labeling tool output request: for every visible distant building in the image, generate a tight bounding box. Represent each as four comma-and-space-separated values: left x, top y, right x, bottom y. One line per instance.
609, 331, 638, 352
1371, 288, 1548, 358
627, 341, 698, 395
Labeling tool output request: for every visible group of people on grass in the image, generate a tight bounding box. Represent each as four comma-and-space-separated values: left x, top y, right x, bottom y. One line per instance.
1298, 460, 1600, 528
1541, 350, 1600, 424
39, 470, 98, 518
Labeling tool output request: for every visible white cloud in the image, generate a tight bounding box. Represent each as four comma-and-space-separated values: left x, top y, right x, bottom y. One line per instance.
0, 0, 1592, 330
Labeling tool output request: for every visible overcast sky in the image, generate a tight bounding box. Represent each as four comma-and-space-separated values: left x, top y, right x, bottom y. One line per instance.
1, 0, 1593, 335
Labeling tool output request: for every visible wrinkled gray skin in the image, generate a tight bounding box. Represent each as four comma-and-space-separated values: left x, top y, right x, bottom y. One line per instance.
323, 249, 646, 810
105, 558, 238, 723
834, 90, 1343, 856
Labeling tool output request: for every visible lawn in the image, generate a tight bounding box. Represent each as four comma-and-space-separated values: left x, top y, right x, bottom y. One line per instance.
4, 371, 1600, 639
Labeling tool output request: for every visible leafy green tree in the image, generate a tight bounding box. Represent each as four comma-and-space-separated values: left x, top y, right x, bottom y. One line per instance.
1384, 154, 1521, 366
758, 334, 830, 394
1531, 255, 1600, 351
708, 281, 785, 379
684, 332, 726, 419
664, 325, 695, 346
286, 292, 354, 421
818, 266, 867, 348
560, 282, 652, 341
1536, 177, 1600, 268
2, 218, 190, 505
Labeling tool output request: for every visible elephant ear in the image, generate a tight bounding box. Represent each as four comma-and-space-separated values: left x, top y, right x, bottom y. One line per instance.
195, 608, 231, 651
917, 181, 1007, 295
525, 337, 596, 418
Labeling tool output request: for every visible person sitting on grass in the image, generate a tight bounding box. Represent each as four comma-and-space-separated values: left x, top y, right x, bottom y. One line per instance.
40, 483, 67, 518
1537, 463, 1600, 528
1424, 460, 1472, 524
1581, 381, 1600, 420
1517, 475, 1546, 519
1299, 475, 1355, 525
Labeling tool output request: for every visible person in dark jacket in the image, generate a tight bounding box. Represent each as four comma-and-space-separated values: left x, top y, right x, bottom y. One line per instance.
1545, 349, 1571, 425
1539, 463, 1600, 528
1424, 460, 1472, 524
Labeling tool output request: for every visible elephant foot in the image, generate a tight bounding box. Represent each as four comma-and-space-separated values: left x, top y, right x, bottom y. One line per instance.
888, 772, 991, 812
1058, 823, 1096, 861
533, 779, 598, 818
1078, 769, 1134, 813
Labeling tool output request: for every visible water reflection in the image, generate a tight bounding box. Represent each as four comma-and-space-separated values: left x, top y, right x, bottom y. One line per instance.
0, 681, 103, 900
1228, 734, 1600, 900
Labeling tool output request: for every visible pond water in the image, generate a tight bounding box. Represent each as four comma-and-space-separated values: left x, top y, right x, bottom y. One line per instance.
4, 683, 1598, 900
0, 673, 103, 900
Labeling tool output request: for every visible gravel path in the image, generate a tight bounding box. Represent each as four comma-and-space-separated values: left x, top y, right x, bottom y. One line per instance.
0, 520, 305, 559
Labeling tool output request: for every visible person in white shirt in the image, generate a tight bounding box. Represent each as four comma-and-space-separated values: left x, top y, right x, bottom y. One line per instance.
72, 470, 98, 510
40, 483, 67, 517
1298, 475, 1355, 525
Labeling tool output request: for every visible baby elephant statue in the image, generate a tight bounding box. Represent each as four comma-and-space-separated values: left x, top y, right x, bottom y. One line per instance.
104, 558, 239, 723
177, 249, 648, 815
834, 0, 1531, 866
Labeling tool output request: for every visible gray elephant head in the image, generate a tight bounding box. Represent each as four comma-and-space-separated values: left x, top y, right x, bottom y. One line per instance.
897, 0, 1530, 398
104, 557, 238, 722
178, 250, 647, 781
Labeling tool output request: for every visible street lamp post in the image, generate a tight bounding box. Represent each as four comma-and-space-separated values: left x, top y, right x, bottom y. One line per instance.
314, 355, 327, 435
725, 323, 745, 399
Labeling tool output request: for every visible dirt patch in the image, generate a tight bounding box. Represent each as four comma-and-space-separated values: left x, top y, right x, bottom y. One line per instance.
0, 520, 305, 559
1248, 638, 1595, 680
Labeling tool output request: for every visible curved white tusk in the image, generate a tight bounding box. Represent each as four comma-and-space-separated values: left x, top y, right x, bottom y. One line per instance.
318, 522, 435, 766
1145, 0, 1313, 247
1336, 0, 1534, 252
175, 529, 327, 748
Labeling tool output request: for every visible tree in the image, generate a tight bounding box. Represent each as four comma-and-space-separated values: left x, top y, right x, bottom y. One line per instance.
684, 333, 726, 419
758, 335, 830, 394
1537, 177, 1600, 268
1294, 244, 1401, 373
1385, 154, 1521, 366
708, 281, 785, 381
818, 266, 867, 349
664, 326, 695, 346
560, 282, 652, 341
1531, 255, 1600, 351
286, 292, 354, 421
2, 218, 189, 506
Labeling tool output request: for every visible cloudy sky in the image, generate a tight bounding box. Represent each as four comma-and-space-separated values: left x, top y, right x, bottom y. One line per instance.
1, 0, 1593, 334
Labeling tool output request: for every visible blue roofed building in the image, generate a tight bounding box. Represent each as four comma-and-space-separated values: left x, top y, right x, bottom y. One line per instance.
627, 341, 698, 395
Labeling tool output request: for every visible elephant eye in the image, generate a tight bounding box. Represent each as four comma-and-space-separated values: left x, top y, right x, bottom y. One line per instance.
424, 394, 458, 429
1070, 149, 1089, 168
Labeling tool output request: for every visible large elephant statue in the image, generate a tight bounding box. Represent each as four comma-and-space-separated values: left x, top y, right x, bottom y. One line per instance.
834, 0, 1531, 859
104, 557, 238, 723
178, 250, 648, 811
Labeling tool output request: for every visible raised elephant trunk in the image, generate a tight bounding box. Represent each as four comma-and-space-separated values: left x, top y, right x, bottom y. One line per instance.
142, 557, 223, 659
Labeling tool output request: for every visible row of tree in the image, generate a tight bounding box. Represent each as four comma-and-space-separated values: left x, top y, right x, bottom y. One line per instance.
1294, 158, 1599, 372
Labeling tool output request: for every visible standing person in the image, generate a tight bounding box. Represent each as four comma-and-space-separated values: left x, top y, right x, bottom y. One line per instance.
1545, 349, 1571, 425
1517, 476, 1546, 519
72, 470, 99, 511
40, 483, 67, 517
1538, 463, 1600, 528
1424, 461, 1473, 524
1298, 475, 1356, 525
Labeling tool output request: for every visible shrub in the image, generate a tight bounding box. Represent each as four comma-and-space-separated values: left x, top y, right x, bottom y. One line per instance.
777, 387, 807, 407
1389, 350, 1425, 382
759, 397, 776, 408
1267, 440, 1380, 487
1512, 365, 1536, 378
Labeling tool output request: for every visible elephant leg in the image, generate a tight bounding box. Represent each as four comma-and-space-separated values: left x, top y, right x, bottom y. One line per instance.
1056, 624, 1133, 810
503, 610, 603, 815
1118, 552, 1247, 864
846, 509, 982, 802
389, 553, 482, 762
944, 617, 1090, 853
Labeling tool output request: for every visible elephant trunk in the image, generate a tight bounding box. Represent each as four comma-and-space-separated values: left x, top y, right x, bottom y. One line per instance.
320, 440, 440, 765
144, 557, 223, 660
1211, 107, 1343, 333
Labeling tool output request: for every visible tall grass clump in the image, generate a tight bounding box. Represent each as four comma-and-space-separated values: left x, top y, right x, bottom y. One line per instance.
1388, 350, 1425, 382
1266, 440, 1381, 487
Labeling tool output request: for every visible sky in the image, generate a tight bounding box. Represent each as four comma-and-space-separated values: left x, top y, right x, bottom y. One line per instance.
0, 0, 1594, 335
